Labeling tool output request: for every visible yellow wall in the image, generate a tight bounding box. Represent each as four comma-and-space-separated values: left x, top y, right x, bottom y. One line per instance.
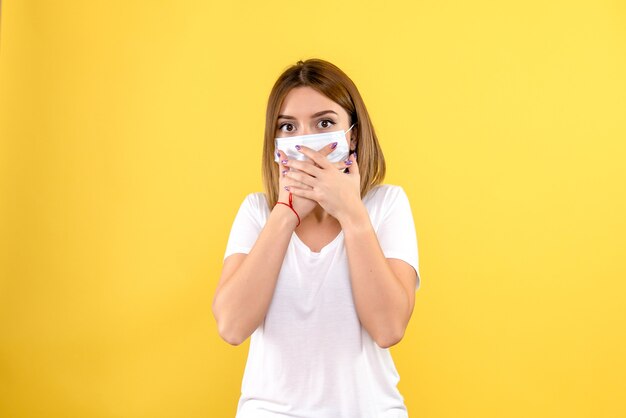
1, 1, 625, 417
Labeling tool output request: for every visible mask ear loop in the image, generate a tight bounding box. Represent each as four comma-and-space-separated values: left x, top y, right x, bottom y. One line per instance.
343, 122, 358, 173
346, 122, 357, 158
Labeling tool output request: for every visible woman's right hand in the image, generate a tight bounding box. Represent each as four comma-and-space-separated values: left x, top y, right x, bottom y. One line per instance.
275, 143, 348, 223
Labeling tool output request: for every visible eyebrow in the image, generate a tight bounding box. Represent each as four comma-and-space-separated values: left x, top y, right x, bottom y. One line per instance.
277, 110, 338, 120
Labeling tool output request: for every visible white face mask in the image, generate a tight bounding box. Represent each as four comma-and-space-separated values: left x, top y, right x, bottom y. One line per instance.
274, 123, 355, 163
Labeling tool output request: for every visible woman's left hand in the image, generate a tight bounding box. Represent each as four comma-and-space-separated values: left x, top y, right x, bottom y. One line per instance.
283, 145, 362, 223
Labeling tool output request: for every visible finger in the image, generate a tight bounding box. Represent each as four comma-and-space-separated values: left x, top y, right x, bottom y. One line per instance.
275, 150, 296, 203
286, 185, 317, 200
276, 150, 298, 191
282, 163, 314, 189
318, 141, 352, 170
285, 158, 323, 177
277, 149, 298, 178
324, 151, 354, 171
275, 150, 289, 177
284, 179, 313, 192
319, 141, 350, 170
277, 149, 310, 177
285, 170, 318, 189
296, 145, 333, 169
275, 149, 285, 163
276, 149, 289, 170
317, 141, 340, 157
331, 158, 353, 170
345, 152, 359, 175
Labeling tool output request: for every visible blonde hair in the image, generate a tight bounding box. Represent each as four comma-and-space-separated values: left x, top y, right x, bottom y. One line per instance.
262, 58, 386, 208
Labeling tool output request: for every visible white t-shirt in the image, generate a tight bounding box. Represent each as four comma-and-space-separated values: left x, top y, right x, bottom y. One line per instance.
223, 184, 421, 418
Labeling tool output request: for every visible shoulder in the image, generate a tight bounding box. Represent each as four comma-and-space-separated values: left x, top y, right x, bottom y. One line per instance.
362, 184, 411, 225
238, 192, 271, 222
363, 184, 408, 206
241, 192, 269, 209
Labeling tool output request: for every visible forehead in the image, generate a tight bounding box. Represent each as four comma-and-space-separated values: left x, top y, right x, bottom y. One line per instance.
279, 86, 343, 116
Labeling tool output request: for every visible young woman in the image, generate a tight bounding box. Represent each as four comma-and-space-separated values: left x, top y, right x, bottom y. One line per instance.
212, 58, 421, 418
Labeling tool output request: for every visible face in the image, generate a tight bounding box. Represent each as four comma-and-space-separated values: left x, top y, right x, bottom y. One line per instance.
275, 86, 356, 151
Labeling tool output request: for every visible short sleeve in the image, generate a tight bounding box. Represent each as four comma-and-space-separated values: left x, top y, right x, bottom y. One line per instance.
223, 193, 267, 260
376, 186, 421, 291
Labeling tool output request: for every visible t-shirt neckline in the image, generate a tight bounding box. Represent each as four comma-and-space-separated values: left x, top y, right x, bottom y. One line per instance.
292, 230, 344, 256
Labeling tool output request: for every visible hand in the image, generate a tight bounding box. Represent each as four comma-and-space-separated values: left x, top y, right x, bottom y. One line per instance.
282, 146, 360, 223
275, 143, 348, 223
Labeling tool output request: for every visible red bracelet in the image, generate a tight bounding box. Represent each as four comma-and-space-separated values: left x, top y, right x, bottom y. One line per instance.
275, 192, 301, 227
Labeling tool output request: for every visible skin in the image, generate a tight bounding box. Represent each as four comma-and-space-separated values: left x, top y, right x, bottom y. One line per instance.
212, 86, 417, 348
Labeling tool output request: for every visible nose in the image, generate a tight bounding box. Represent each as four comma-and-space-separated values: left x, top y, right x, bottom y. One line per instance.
301, 122, 312, 135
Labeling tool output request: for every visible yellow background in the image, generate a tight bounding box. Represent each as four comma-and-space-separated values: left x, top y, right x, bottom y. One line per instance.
1, 0, 625, 417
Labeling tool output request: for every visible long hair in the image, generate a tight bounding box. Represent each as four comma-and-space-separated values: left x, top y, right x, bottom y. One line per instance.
262, 58, 386, 208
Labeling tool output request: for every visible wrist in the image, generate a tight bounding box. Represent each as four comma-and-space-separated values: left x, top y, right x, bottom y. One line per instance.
337, 199, 370, 232
271, 203, 299, 230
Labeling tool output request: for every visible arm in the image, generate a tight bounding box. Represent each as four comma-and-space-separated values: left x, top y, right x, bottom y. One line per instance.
283, 147, 418, 349
212, 205, 297, 346
212, 146, 339, 346
340, 204, 417, 348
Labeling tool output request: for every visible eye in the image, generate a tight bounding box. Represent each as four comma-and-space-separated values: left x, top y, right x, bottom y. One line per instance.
278, 122, 296, 133
318, 119, 336, 129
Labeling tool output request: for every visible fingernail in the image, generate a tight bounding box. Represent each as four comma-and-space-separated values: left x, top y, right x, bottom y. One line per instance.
354, 152, 357, 160
295, 145, 301, 150
330, 142, 338, 150
345, 160, 353, 166
282, 169, 288, 176
281, 159, 288, 165
284, 186, 290, 191
276, 151, 280, 158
